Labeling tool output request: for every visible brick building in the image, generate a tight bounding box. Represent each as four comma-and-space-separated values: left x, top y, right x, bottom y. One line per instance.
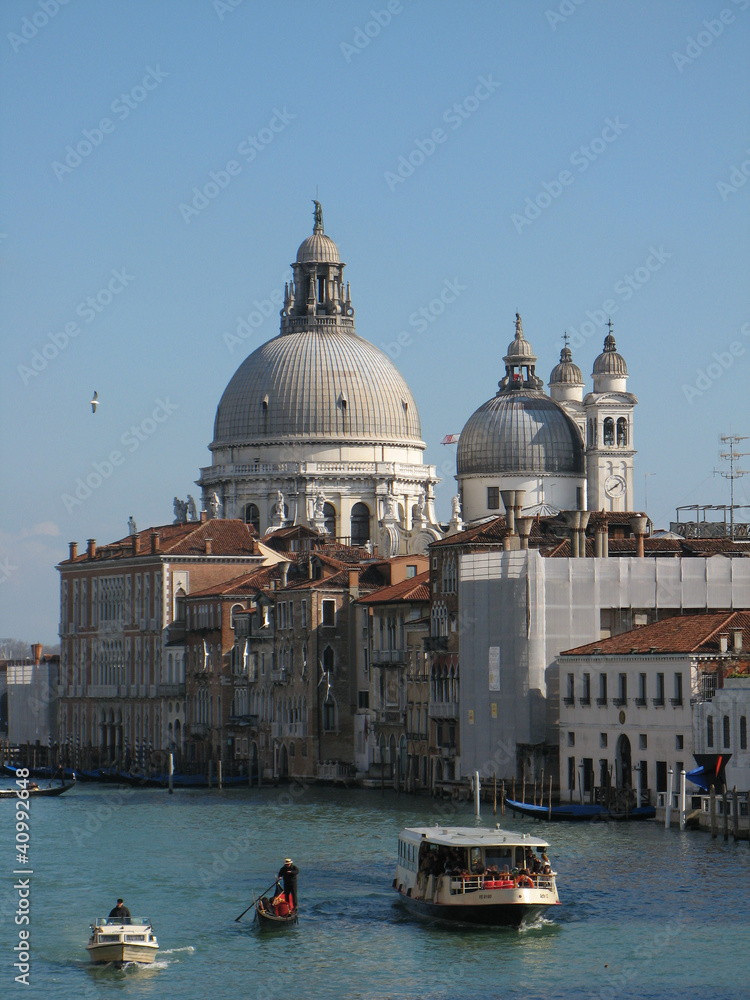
56, 517, 271, 771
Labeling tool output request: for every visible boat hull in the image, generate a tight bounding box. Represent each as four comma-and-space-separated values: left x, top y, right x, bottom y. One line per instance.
255, 904, 298, 929
86, 943, 158, 965
505, 797, 655, 822
395, 887, 554, 927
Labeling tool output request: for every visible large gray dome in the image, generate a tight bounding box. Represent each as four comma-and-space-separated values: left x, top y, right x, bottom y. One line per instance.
212, 328, 424, 448
457, 390, 584, 476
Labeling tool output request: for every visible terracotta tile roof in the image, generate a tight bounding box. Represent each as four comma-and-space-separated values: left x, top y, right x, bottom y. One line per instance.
186, 565, 281, 599
357, 571, 431, 605
560, 611, 750, 657
60, 519, 260, 563
430, 517, 509, 548
165, 519, 259, 556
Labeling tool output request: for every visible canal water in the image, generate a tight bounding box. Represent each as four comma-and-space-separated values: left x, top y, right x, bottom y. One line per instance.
1, 780, 748, 1000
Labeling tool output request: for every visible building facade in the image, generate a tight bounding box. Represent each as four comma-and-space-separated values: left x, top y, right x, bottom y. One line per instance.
56, 518, 268, 770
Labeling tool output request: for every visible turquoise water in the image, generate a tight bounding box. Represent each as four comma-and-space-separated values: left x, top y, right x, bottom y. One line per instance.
1, 781, 748, 999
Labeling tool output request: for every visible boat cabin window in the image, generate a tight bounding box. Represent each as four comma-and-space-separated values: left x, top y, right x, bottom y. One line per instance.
469, 847, 483, 872
484, 846, 513, 871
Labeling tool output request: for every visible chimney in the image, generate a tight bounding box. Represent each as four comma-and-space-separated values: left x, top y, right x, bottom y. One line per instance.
87, 538, 96, 559
732, 628, 743, 653
348, 568, 359, 597
280, 560, 290, 588
564, 511, 582, 558
595, 525, 608, 558
512, 489, 527, 528
150, 531, 160, 554
629, 516, 649, 558
578, 510, 591, 557
500, 490, 516, 533
719, 634, 729, 653
31, 643, 43, 665
132, 533, 139, 556
200, 509, 207, 523
68, 541, 78, 560
204, 537, 212, 555
516, 516, 533, 550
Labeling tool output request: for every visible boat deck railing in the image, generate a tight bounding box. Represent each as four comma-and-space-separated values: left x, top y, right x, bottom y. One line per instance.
448, 873, 556, 895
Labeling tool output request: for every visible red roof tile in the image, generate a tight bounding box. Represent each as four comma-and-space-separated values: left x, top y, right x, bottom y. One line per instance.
357, 571, 431, 605
560, 611, 750, 656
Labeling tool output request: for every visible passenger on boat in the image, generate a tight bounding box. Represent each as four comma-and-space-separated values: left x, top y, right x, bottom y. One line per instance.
107, 899, 131, 924
278, 858, 299, 910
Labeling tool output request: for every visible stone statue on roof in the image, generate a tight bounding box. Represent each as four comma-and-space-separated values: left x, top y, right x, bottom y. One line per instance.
186, 495, 198, 521
207, 492, 222, 519
312, 199, 323, 232
173, 498, 188, 524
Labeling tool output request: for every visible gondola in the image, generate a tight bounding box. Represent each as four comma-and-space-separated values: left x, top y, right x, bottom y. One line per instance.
0, 782, 75, 799
504, 796, 655, 822
254, 896, 298, 928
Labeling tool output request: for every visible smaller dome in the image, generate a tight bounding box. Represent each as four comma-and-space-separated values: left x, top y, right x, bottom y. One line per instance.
550, 345, 583, 385
296, 232, 341, 263
593, 330, 628, 376
504, 312, 537, 363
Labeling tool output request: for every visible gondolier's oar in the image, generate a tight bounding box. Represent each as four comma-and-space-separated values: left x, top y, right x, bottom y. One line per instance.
235, 880, 280, 922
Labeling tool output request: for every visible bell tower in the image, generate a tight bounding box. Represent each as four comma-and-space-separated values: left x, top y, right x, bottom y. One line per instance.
584, 322, 637, 511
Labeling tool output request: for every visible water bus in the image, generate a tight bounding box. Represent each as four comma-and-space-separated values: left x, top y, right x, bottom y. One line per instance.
393, 825, 560, 927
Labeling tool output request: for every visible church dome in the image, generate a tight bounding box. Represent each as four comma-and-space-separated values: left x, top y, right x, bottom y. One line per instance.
296, 231, 341, 264
593, 331, 628, 377
457, 390, 585, 476
212, 327, 423, 448
549, 344, 584, 386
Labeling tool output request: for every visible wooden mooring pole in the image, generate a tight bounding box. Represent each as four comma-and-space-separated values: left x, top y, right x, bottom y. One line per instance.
732, 786, 740, 841
710, 784, 717, 839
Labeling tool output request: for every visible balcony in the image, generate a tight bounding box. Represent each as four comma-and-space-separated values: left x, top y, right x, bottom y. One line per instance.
563, 696, 575, 706
371, 649, 407, 664
270, 668, 288, 685
438, 745, 457, 758
157, 684, 185, 697
670, 698, 684, 707
429, 701, 459, 719
596, 697, 608, 707
377, 710, 404, 725
613, 697, 627, 708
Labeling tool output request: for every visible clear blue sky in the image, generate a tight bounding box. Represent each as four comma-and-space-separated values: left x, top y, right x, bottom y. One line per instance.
1, 0, 748, 643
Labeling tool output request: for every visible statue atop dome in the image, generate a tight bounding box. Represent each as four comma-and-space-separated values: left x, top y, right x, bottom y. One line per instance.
312, 199, 324, 233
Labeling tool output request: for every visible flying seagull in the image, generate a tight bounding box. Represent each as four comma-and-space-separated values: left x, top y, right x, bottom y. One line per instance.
91, 391, 99, 413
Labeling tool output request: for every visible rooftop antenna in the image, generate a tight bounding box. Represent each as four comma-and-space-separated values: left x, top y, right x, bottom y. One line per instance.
714, 434, 749, 540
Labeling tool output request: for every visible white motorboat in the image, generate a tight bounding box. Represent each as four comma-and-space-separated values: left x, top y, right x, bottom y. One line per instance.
86, 917, 159, 965
393, 825, 560, 927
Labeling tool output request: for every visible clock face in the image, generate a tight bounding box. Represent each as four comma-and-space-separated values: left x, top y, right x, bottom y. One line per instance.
604, 474, 626, 498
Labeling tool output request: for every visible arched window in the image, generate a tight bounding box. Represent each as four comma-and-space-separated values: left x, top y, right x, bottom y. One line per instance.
616, 417, 628, 446
323, 645, 335, 676
723, 715, 731, 749
175, 587, 186, 623
243, 503, 260, 534
351, 502, 370, 546
603, 418, 614, 446
323, 502, 336, 537
323, 694, 337, 732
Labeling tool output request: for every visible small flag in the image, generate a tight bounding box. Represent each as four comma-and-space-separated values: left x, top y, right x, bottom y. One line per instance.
441, 433, 460, 445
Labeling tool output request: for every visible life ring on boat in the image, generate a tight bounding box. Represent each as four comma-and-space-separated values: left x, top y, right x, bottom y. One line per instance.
516, 874, 534, 888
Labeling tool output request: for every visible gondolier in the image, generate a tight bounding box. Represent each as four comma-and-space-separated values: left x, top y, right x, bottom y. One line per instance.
277, 858, 299, 910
